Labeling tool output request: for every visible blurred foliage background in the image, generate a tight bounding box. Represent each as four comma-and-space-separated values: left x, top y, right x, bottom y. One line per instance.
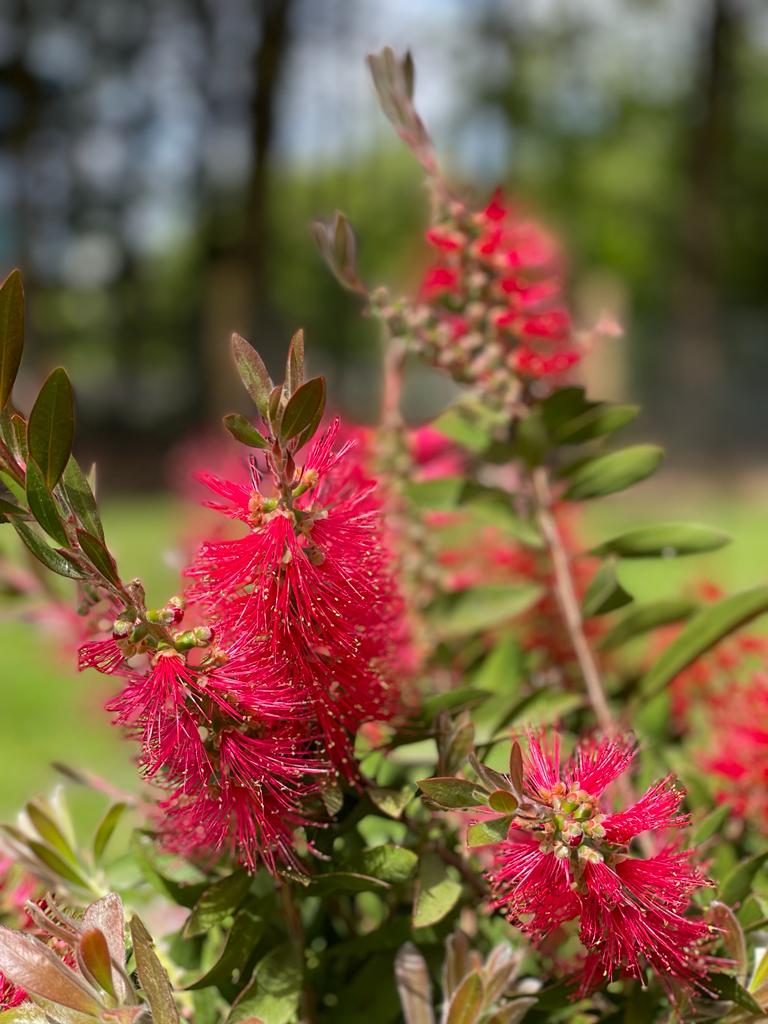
0, 0, 767, 810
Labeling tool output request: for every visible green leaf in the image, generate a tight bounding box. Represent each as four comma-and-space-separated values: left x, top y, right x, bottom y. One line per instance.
488, 791, 518, 814
707, 901, 747, 980
26, 840, 93, 891
707, 973, 764, 1015
347, 845, 418, 884
640, 586, 768, 697
183, 871, 252, 938
92, 801, 127, 863
186, 908, 265, 992
582, 558, 633, 617
432, 404, 495, 455
498, 689, 584, 730
79, 927, 116, 998
368, 785, 413, 820
61, 456, 103, 539
417, 778, 487, 809
279, 376, 326, 443
305, 871, 390, 895
27, 368, 74, 489
231, 333, 272, 415
10, 518, 85, 579
25, 459, 68, 546
404, 476, 464, 511
285, 328, 305, 395
750, 944, 768, 993
129, 915, 181, 1022
430, 584, 542, 639
25, 801, 77, 865
0, 497, 25, 517
412, 853, 462, 929
0, 269, 24, 410
561, 445, 663, 501
553, 404, 639, 445
228, 944, 301, 1024
693, 805, 731, 845
76, 528, 122, 588
720, 852, 768, 906
593, 522, 731, 559
466, 816, 513, 848
600, 598, 696, 651
223, 413, 269, 449
445, 971, 483, 1024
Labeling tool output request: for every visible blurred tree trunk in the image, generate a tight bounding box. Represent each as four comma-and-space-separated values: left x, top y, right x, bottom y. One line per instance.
672, 0, 738, 453
201, 0, 295, 419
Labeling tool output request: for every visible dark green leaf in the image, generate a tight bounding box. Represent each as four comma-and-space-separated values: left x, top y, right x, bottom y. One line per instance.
0, 497, 25, 517
186, 909, 265, 992
231, 333, 272, 415
76, 529, 122, 588
488, 791, 518, 814
417, 778, 487, 809
640, 586, 768, 697
561, 445, 663, 501
26, 840, 93, 891
430, 584, 542, 639
27, 368, 74, 489
183, 871, 252, 938
412, 853, 462, 929
707, 973, 764, 1015
593, 522, 731, 559
0, 269, 24, 410
344, 846, 418, 885
368, 785, 413, 820
553, 404, 639, 445
10, 518, 85, 578
306, 871, 390, 895
25, 459, 68, 546
130, 915, 181, 1022
466, 816, 513, 848
720, 852, 768, 906
227, 944, 301, 1024
279, 376, 326, 443
92, 802, 127, 863
61, 456, 103, 539
25, 802, 77, 865
223, 413, 269, 449
582, 558, 633, 618
600, 598, 695, 651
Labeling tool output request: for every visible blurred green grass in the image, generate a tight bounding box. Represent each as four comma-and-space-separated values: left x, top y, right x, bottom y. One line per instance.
1, 478, 767, 816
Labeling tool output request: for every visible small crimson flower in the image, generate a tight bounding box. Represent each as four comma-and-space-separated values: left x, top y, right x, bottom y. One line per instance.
485, 732, 712, 995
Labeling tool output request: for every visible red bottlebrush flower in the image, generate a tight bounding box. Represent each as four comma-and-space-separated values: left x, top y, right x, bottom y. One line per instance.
0, 972, 26, 1011
425, 227, 463, 252
486, 732, 711, 995
704, 672, 768, 825
421, 265, 459, 298
483, 188, 507, 222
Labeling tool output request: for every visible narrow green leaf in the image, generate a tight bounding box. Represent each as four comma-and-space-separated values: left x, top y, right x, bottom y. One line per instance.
368, 785, 413, 820
0, 497, 25, 517
25, 802, 77, 865
129, 915, 181, 1023
230, 333, 272, 415
430, 584, 542, 639
432, 404, 496, 455
693, 805, 731, 845
445, 971, 484, 1024
223, 413, 269, 449
10, 519, 85, 578
562, 445, 663, 501
92, 802, 127, 863
720, 852, 768, 906
279, 376, 326, 443
61, 456, 103, 539
26, 840, 93, 891
600, 598, 696, 651
707, 973, 764, 1015
417, 777, 487, 809
27, 368, 74, 489
582, 558, 633, 618
25, 459, 68, 546
306, 871, 390, 895
185, 909, 265, 992
76, 529, 122, 588
345, 845, 418, 885
285, 328, 305, 394
183, 871, 251, 938
413, 853, 462, 929
0, 269, 24, 410
404, 476, 464, 511
640, 586, 768, 697
466, 816, 513, 848
593, 522, 731, 559
750, 944, 768, 993
554, 404, 639, 445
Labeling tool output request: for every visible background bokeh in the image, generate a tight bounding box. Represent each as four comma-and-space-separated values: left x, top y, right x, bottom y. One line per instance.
0, 0, 767, 811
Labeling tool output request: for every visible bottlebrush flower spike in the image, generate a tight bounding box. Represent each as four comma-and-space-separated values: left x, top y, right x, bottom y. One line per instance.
485, 732, 713, 995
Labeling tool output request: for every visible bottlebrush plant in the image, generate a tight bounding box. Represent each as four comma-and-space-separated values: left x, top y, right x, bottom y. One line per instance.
2, 47, 768, 1024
